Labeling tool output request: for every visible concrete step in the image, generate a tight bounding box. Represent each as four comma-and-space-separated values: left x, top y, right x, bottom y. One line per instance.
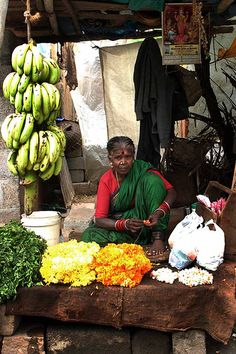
62, 201, 95, 241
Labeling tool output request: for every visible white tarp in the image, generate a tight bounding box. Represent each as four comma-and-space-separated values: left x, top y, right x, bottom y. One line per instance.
100, 41, 141, 147
71, 42, 108, 183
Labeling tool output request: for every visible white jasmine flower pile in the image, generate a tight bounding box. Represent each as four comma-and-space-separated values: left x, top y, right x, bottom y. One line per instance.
151, 266, 213, 287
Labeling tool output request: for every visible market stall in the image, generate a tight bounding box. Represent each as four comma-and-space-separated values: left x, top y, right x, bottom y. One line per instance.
4, 260, 236, 345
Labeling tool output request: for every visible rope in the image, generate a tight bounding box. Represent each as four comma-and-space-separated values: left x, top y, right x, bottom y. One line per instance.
24, 0, 32, 43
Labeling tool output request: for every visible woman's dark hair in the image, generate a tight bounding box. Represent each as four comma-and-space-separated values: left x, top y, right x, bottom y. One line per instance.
107, 136, 135, 154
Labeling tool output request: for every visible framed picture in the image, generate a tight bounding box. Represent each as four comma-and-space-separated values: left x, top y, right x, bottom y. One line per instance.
162, 3, 201, 65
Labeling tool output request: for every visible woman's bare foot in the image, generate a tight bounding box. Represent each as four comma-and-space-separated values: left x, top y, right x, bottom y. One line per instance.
144, 238, 170, 263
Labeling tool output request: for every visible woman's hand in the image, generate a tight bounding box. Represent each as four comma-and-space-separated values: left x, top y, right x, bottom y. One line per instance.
126, 218, 144, 233
144, 209, 165, 228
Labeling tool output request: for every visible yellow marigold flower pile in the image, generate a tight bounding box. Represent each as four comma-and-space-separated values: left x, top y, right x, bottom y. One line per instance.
40, 240, 100, 286
94, 243, 152, 288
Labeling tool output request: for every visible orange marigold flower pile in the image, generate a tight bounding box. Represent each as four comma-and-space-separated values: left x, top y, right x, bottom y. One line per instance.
94, 243, 152, 288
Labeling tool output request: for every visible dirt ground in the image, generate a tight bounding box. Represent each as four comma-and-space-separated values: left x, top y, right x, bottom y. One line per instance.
73, 194, 96, 204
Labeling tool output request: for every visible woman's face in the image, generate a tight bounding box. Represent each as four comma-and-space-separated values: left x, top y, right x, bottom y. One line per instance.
109, 143, 134, 176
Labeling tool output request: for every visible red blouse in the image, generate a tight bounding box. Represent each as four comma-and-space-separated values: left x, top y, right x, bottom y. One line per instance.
95, 168, 173, 218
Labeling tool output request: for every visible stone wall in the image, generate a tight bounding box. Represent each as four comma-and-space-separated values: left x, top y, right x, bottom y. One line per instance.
0, 31, 22, 224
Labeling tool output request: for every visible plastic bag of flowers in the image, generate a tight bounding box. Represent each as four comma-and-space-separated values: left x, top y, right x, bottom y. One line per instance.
94, 243, 152, 288
40, 240, 100, 286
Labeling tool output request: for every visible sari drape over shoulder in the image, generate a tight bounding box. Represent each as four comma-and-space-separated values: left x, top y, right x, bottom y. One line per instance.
82, 160, 169, 246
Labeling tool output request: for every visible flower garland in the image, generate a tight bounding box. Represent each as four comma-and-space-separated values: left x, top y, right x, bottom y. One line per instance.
94, 243, 152, 288
40, 240, 100, 286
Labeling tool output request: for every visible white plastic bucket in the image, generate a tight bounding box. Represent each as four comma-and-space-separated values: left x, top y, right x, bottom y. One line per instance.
21, 211, 61, 247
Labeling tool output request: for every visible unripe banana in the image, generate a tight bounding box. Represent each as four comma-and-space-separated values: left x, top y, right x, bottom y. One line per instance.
39, 150, 50, 172
31, 45, 44, 72
2, 72, 16, 99
6, 115, 18, 149
39, 162, 55, 181
14, 91, 23, 113
12, 112, 26, 142
29, 131, 39, 165
17, 43, 30, 69
46, 130, 61, 164
11, 46, 21, 71
0, 114, 14, 142
31, 55, 40, 83
54, 155, 63, 176
48, 125, 66, 151
7, 150, 18, 176
23, 48, 33, 76
16, 139, 30, 171
33, 162, 41, 171
52, 86, 61, 111
38, 60, 50, 83
32, 83, 42, 111
10, 72, 21, 97
12, 139, 20, 150
23, 83, 33, 112
19, 113, 34, 144
10, 95, 15, 105
37, 130, 48, 162
17, 66, 24, 76
18, 74, 31, 94
44, 57, 60, 84
41, 82, 56, 111
40, 84, 51, 118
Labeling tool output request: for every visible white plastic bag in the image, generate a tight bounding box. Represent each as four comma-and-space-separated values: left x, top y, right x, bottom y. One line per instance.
168, 211, 203, 250
168, 211, 204, 269
196, 219, 225, 271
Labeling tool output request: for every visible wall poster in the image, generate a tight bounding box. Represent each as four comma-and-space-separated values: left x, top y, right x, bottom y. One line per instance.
162, 3, 201, 65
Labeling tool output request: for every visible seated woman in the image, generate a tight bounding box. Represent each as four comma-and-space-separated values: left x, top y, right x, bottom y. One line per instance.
82, 136, 176, 262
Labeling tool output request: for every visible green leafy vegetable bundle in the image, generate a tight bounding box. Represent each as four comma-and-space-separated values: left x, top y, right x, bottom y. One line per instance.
0, 220, 47, 304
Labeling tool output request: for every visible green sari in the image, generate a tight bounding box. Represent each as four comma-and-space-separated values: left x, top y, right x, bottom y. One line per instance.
81, 160, 169, 246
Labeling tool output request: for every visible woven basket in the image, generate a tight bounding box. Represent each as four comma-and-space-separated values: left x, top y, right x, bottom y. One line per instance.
57, 120, 81, 153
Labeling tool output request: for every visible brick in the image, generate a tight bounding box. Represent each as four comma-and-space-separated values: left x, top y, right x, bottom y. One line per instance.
67, 157, 85, 170
172, 330, 206, 354
0, 305, 21, 336
132, 329, 171, 354
1, 320, 45, 354
46, 323, 131, 354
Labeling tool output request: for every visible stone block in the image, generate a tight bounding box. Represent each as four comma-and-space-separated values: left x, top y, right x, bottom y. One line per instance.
66, 146, 83, 158
0, 305, 21, 336
67, 156, 85, 170
172, 330, 206, 354
73, 181, 98, 195
0, 208, 21, 224
132, 329, 171, 354
1, 320, 45, 354
70, 169, 85, 183
0, 178, 20, 209
46, 323, 131, 354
